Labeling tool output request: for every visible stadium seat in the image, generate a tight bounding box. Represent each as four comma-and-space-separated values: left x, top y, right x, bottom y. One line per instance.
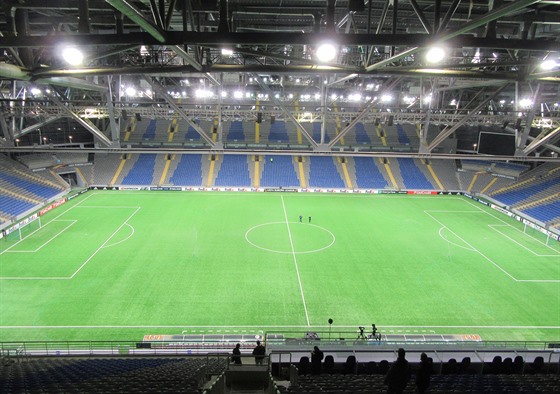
323, 355, 334, 374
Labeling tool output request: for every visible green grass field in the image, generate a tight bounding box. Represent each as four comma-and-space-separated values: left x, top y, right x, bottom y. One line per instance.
1, 191, 558, 343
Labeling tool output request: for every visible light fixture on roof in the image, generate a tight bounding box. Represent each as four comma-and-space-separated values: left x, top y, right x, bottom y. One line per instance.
425, 46, 446, 64
316, 42, 337, 63
62, 47, 84, 66
519, 98, 533, 108
30, 87, 41, 96
125, 86, 137, 97
221, 48, 233, 57
541, 58, 557, 71
233, 90, 243, 99
381, 94, 393, 103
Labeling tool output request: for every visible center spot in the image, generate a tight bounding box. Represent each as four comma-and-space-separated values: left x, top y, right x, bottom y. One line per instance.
245, 222, 335, 254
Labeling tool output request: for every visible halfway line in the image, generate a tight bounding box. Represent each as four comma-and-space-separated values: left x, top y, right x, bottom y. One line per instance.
280, 195, 310, 326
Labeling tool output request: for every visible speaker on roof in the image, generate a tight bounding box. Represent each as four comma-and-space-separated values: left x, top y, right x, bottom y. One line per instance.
388, 115, 394, 126
122, 109, 128, 119
271, 116, 275, 124
374, 118, 380, 126
135, 113, 142, 121
514, 118, 522, 130
257, 112, 262, 123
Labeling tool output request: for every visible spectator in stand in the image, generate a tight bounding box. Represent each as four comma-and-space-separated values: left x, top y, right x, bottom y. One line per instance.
384, 348, 411, 394
252, 340, 266, 365
311, 345, 324, 374
232, 343, 242, 364
415, 352, 432, 394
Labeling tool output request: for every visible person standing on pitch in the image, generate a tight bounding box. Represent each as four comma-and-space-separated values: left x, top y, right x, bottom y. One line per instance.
252, 340, 266, 365
299, 215, 303, 222
308, 216, 312, 223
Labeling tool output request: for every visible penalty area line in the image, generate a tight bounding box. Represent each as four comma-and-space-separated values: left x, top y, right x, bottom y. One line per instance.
69, 207, 141, 279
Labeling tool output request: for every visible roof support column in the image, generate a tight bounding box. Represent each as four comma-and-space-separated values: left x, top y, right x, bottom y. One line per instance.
142, 75, 216, 148
515, 83, 542, 157
105, 75, 120, 144
48, 90, 113, 147
427, 84, 508, 152
320, 76, 328, 146
523, 126, 560, 155
328, 77, 403, 149
252, 75, 318, 149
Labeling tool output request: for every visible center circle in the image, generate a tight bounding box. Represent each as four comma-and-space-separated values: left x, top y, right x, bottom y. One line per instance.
245, 222, 335, 254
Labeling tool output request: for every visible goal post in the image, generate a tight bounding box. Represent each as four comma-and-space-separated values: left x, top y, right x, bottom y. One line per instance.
1, 214, 42, 244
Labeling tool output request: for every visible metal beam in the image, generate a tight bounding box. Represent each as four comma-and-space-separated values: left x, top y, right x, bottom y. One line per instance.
328, 77, 403, 149
438, 0, 462, 32
252, 75, 318, 149
523, 125, 560, 155
171, 45, 202, 71
105, 0, 167, 43
105, 76, 120, 142
3, 32, 559, 52
516, 83, 542, 156
408, 0, 433, 34
427, 84, 509, 152
320, 76, 328, 145
327, 98, 376, 149
366, 0, 544, 72
142, 75, 216, 148
14, 116, 58, 139
48, 90, 113, 147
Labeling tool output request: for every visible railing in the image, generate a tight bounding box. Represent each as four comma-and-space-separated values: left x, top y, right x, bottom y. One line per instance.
1, 336, 557, 358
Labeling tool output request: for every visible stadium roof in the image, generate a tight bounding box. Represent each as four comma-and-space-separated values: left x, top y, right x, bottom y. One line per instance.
0, 0, 559, 161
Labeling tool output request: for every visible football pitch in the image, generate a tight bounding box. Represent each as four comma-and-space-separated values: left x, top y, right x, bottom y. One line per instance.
0, 191, 559, 343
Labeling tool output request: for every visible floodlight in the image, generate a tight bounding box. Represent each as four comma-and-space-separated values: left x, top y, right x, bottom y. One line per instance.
233, 90, 243, 99
316, 42, 337, 62
381, 94, 393, 103
519, 98, 533, 108
425, 46, 445, 64
221, 48, 233, 56
30, 88, 41, 96
541, 59, 557, 71
62, 47, 84, 66
125, 86, 137, 97
403, 96, 415, 105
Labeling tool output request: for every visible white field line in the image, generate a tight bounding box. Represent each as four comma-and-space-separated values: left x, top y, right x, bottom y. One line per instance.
6, 220, 77, 253
102, 223, 135, 248
0, 204, 140, 280
75, 206, 142, 209
424, 210, 518, 281
437, 227, 476, 251
69, 207, 141, 279
462, 198, 560, 252
0, 192, 96, 256
426, 210, 560, 283
488, 225, 560, 257
280, 195, 310, 326
0, 324, 558, 329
